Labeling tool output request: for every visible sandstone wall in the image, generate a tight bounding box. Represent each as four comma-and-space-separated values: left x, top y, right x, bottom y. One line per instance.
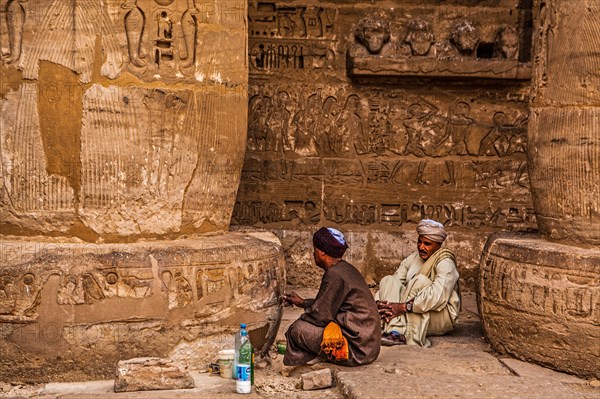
235, 0, 536, 288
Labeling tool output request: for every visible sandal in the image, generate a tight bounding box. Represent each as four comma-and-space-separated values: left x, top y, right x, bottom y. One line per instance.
381, 331, 406, 346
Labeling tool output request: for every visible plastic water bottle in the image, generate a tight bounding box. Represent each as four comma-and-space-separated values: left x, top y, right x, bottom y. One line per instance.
235, 325, 252, 394
233, 324, 244, 379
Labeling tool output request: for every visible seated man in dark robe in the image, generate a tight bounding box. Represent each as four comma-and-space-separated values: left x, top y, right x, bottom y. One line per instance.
282, 227, 381, 366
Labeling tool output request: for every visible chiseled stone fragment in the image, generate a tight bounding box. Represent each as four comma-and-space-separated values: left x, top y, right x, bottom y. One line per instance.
301, 368, 333, 391
114, 357, 194, 392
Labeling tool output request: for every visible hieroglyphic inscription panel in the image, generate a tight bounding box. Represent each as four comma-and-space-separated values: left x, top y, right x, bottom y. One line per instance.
235, 83, 534, 232
249, 3, 337, 77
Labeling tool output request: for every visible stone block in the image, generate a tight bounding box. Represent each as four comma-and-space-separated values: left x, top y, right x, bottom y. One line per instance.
301, 368, 333, 391
114, 358, 194, 393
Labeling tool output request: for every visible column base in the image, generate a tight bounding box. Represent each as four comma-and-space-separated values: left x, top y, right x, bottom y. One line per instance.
0, 231, 285, 382
478, 233, 600, 378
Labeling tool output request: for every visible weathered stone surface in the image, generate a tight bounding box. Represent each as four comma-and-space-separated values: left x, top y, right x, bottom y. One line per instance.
301, 368, 333, 391
478, 0, 600, 381
478, 234, 600, 379
0, 232, 285, 382
527, 0, 600, 246
114, 358, 194, 393
236, 0, 537, 291
345, 9, 531, 79
498, 358, 586, 385
1, 0, 247, 239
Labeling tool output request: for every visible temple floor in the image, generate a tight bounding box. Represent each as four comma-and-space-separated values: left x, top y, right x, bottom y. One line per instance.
1, 290, 599, 399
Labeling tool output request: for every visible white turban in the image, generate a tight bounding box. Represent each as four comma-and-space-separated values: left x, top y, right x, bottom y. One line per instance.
416, 219, 447, 243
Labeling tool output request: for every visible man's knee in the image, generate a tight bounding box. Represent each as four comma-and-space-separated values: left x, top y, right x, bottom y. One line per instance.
380, 275, 394, 286
286, 320, 306, 342
377, 275, 400, 301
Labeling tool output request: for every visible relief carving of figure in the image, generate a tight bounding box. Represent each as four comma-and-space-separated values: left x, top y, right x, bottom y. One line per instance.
318, 96, 340, 155
248, 95, 273, 151
478, 112, 528, 156
2, 0, 27, 64
180, 0, 199, 68
123, 0, 147, 67
436, 101, 474, 155
292, 92, 321, 156
449, 20, 479, 57
494, 25, 519, 60
338, 95, 364, 155
266, 91, 293, 152
402, 100, 444, 157
403, 19, 434, 56
367, 106, 393, 155
350, 15, 391, 56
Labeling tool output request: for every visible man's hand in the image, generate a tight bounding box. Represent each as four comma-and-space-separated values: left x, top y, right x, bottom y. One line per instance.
378, 302, 407, 322
282, 292, 304, 307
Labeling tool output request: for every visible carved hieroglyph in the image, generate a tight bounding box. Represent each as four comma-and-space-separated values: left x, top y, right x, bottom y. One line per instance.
479, 234, 600, 378
527, 0, 600, 245
479, 0, 600, 379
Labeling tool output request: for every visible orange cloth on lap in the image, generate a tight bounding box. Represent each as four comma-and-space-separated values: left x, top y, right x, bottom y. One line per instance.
320, 322, 349, 361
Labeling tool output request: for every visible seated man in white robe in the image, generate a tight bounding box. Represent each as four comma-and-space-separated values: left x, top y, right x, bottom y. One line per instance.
375, 219, 460, 347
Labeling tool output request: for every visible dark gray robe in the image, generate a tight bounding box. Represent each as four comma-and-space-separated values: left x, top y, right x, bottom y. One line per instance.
284, 260, 381, 366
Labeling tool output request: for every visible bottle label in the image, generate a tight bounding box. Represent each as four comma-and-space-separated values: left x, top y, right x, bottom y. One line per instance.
236, 365, 251, 381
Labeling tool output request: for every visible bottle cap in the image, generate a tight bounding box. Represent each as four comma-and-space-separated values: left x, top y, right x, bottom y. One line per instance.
240, 323, 246, 329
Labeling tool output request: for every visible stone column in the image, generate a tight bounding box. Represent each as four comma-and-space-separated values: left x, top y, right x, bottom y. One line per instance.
478, 0, 600, 378
0, 0, 284, 381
